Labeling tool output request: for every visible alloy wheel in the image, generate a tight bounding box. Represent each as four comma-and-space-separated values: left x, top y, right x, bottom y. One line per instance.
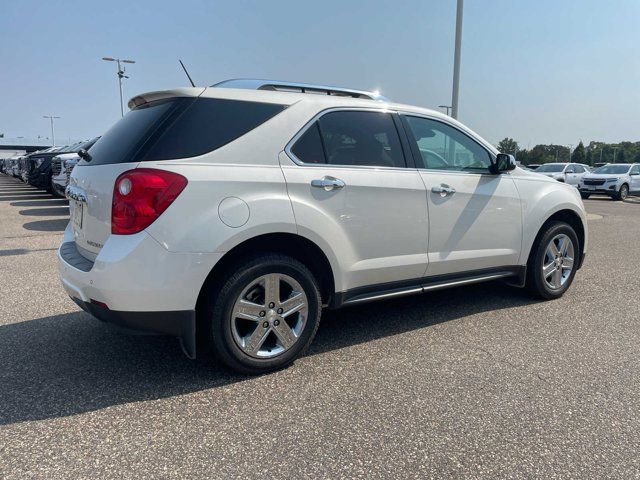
620, 185, 629, 200
230, 273, 308, 359
542, 234, 575, 289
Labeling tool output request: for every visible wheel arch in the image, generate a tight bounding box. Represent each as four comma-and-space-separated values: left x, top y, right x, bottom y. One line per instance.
196, 232, 336, 317
530, 208, 586, 269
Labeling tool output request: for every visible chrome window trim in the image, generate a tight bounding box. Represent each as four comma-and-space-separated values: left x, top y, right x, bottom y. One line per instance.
284, 107, 412, 172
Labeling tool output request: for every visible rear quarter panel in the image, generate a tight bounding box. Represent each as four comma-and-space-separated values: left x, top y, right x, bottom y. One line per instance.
143, 162, 297, 254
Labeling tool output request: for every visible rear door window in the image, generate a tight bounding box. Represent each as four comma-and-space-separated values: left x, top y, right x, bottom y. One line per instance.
318, 111, 405, 168
86, 97, 286, 165
291, 123, 325, 164
290, 110, 406, 168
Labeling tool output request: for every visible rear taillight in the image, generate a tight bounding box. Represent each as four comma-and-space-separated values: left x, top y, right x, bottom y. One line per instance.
111, 168, 188, 235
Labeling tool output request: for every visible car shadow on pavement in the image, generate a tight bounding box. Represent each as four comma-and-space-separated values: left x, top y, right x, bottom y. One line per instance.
11, 199, 68, 207
0, 194, 54, 202
0, 188, 45, 194
0, 282, 536, 426
19, 207, 69, 217
22, 218, 68, 232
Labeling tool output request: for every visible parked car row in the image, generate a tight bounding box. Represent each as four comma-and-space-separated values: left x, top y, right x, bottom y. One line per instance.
528, 161, 640, 201
0, 137, 99, 196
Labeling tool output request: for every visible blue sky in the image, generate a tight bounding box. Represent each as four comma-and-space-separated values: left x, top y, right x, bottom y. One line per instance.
1, 0, 638, 147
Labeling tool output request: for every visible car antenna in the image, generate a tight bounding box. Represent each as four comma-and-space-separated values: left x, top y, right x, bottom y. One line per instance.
179, 59, 196, 87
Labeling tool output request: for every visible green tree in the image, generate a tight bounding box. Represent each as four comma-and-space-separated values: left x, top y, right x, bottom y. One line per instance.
585, 148, 593, 166
617, 149, 626, 163
572, 141, 586, 164
497, 138, 518, 155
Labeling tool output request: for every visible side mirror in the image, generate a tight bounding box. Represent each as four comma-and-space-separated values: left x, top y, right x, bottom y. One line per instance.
490, 153, 516, 174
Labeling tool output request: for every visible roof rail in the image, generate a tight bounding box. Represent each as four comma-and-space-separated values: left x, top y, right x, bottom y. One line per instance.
211, 78, 389, 101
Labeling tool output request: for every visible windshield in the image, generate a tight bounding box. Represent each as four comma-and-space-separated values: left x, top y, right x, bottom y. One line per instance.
592, 164, 631, 175
536, 164, 565, 173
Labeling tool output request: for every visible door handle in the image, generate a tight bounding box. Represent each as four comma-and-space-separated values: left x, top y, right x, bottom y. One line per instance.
311, 176, 345, 191
432, 184, 456, 197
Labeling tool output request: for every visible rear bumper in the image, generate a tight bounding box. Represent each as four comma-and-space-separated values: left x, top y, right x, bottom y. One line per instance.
71, 297, 196, 358
57, 223, 224, 358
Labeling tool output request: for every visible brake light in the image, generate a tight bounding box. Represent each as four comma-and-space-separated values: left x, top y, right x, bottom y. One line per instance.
112, 168, 187, 235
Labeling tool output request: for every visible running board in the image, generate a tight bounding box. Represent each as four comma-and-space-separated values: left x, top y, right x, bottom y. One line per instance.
335, 267, 523, 308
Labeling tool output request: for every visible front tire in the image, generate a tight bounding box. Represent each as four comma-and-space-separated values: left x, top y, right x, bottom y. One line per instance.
614, 184, 629, 201
203, 254, 322, 374
526, 221, 579, 299
580, 192, 590, 199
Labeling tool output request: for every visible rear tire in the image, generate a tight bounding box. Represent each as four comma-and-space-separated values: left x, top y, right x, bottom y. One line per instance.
526, 221, 579, 299
202, 254, 322, 375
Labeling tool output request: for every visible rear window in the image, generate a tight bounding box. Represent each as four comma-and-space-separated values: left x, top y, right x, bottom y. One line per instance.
86, 97, 286, 165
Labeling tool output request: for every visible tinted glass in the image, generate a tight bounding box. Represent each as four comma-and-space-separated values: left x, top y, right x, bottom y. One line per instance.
86, 98, 286, 165
630, 165, 640, 175
141, 98, 286, 161
573, 165, 584, 173
86, 98, 178, 165
593, 164, 631, 174
536, 164, 565, 173
291, 123, 325, 163
404, 116, 491, 171
316, 111, 405, 168
565, 165, 575, 173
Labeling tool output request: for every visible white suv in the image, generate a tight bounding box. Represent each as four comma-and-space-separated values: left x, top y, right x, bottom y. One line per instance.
579, 163, 640, 200
59, 79, 588, 374
535, 162, 591, 186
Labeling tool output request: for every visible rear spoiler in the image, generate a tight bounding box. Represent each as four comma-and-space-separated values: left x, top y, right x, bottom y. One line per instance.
127, 87, 206, 110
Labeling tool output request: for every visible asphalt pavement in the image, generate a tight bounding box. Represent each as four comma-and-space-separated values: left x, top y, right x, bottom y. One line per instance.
1, 174, 639, 479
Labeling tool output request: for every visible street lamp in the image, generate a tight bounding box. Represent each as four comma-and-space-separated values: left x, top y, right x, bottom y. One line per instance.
42, 115, 60, 147
568, 144, 573, 163
451, 0, 464, 119
102, 56, 136, 117
438, 105, 452, 116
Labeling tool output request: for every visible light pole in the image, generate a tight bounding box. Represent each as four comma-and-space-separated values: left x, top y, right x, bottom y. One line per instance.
102, 56, 136, 117
591, 144, 603, 166
451, 0, 464, 119
568, 144, 573, 163
43, 115, 60, 146
438, 105, 452, 116
612, 146, 618, 163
